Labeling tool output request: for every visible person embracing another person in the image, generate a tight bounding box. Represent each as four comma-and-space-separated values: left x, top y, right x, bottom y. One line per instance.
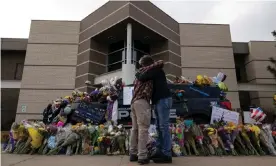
135, 55, 173, 164
130, 55, 173, 164
129, 55, 164, 165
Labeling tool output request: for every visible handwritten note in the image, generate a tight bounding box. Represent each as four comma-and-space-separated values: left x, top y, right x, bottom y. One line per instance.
123, 87, 134, 105
210, 106, 240, 125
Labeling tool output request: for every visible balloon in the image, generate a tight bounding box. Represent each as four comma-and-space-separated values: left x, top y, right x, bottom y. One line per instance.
218, 82, 228, 92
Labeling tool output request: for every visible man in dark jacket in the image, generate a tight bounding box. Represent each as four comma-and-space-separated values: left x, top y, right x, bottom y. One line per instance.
136, 57, 173, 163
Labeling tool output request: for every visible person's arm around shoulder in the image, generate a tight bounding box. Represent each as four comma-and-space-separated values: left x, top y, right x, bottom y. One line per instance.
135, 67, 160, 82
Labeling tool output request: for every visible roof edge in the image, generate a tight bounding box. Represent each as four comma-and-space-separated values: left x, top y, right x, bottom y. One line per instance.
31, 20, 80, 22
249, 40, 276, 42
147, 1, 179, 24
179, 22, 230, 26
1, 38, 28, 40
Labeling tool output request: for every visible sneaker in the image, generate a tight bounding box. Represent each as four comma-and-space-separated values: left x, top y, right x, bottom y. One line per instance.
138, 159, 150, 165
129, 154, 138, 162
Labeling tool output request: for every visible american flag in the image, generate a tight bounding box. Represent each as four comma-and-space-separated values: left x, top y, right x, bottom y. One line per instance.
250, 107, 266, 123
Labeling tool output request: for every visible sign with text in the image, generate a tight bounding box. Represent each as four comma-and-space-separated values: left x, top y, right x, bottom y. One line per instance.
74, 102, 106, 124
210, 106, 239, 125
117, 106, 177, 125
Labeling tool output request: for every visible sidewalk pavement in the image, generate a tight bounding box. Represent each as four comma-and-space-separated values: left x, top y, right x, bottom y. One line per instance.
1, 154, 276, 166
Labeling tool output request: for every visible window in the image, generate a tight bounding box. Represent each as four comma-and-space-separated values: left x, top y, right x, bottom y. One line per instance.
109, 40, 124, 53
107, 41, 125, 72
133, 40, 150, 69
133, 40, 150, 53
107, 40, 150, 71
14, 63, 23, 80
235, 67, 241, 82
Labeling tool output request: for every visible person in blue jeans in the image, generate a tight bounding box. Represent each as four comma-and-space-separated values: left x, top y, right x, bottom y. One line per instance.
135, 58, 172, 163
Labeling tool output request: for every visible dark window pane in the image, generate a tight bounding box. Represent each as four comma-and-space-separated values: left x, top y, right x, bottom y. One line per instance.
108, 51, 122, 64
109, 40, 124, 53
235, 67, 241, 82
14, 63, 23, 80
134, 40, 150, 53
108, 63, 122, 72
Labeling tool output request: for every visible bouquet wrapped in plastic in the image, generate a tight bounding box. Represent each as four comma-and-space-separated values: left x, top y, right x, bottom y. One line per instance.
184, 125, 199, 155
246, 124, 265, 155
223, 122, 238, 156
204, 126, 222, 156
47, 125, 76, 155
16, 121, 46, 154
259, 128, 276, 155
191, 124, 208, 156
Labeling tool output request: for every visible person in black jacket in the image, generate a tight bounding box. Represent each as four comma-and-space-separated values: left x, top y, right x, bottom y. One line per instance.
136, 57, 173, 163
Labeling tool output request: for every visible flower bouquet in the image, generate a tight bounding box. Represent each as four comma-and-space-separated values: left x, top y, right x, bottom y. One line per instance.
47, 129, 80, 155
73, 124, 90, 155
218, 125, 238, 156
262, 124, 276, 148
191, 124, 208, 156
259, 129, 276, 155
87, 124, 99, 155
246, 124, 265, 155
234, 125, 249, 155
184, 125, 199, 155
204, 127, 223, 156
175, 123, 186, 156
17, 121, 45, 154
108, 124, 126, 155
240, 125, 259, 155
202, 129, 215, 156
223, 122, 239, 156
41, 124, 58, 155
10, 123, 28, 154
3, 131, 16, 153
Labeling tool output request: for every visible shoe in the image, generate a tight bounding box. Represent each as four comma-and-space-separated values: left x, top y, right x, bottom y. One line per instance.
138, 159, 150, 165
149, 149, 163, 159
129, 154, 138, 162
152, 156, 172, 164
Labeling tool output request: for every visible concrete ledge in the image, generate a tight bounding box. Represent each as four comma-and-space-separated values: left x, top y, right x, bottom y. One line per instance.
238, 83, 276, 92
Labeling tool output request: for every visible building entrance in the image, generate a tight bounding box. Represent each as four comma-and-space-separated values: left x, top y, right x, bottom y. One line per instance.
107, 40, 150, 72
